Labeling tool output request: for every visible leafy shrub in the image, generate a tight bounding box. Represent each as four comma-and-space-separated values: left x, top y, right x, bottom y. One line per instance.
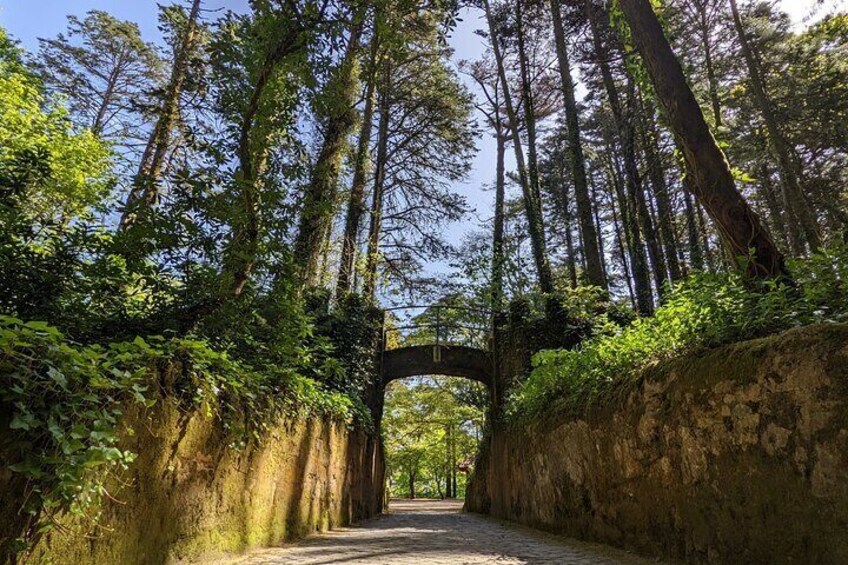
506, 246, 848, 422
0, 315, 365, 553
307, 291, 383, 396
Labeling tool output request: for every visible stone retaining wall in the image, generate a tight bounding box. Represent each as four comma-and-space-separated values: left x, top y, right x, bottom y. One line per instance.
467, 324, 848, 564
2, 398, 384, 564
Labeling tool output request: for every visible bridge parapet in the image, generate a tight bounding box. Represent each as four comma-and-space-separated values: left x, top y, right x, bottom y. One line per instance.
382, 304, 493, 351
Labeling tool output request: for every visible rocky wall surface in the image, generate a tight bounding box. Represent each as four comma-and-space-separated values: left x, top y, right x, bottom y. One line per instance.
467, 324, 848, 564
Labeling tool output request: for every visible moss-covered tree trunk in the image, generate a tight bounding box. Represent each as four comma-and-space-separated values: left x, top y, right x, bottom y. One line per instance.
363, 63, 391, 302
223, 21, 305, 299
293, 18, 364, 287
120, 0, 202, 230
337, 31, 379, 299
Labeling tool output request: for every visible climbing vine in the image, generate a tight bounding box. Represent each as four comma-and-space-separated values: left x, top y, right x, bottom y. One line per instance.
0, 316, 367, 554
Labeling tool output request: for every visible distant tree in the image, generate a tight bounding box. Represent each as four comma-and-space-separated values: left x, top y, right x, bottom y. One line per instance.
36, 11, 162, 153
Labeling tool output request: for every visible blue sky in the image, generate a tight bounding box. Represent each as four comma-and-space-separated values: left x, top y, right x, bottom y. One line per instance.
0, 0, 828, 287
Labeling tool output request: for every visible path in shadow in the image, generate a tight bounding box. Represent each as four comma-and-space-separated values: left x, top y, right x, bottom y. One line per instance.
211, 499, 660, 564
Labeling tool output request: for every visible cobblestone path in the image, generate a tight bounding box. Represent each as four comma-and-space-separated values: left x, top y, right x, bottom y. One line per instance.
213, 499, 657, 564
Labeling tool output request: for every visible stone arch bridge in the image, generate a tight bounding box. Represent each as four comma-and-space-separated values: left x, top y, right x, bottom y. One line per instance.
379, 305, 494, 390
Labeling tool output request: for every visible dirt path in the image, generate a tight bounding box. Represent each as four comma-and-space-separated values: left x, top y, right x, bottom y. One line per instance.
212, 498, 656, 564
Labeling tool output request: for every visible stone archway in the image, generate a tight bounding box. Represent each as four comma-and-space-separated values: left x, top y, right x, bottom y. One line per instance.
380, 344, 493, 389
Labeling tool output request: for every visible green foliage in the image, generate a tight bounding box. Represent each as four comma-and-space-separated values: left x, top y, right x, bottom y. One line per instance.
35, 10, 162, 144
507, 247, 848, 422
0, 57, 112, 220
0, 315, 363, 552
384, 377, 485, 499
310, 292, 383, 396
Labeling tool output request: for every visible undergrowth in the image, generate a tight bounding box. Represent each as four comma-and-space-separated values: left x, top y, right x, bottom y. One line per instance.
0, 316, 367, 554
506, 246, 848, 424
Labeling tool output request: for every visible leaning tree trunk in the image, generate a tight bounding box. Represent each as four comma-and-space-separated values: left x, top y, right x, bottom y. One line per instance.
121, 0, 202, 230
550, 0, 606, 289
618, 0, 789, 281
337, 32, 380, 298
293, 18, 364, 287
483, 0, 555, 295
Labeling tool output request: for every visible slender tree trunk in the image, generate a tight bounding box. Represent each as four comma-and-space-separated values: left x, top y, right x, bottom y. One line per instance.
695, 0, 722, 128
445, 425, 452, 498
610, 187, 636, 308
120, 0, 202, 230
409, 471, 416, 499
639, 96, 682, 282
337, 32, 380, 298
492, 131, 507, 309
626, 81, 668, 295
483, 0, 555, 294
757, 163, 790, 252
682, 181, 705, 270
450, 425, 457, 498
552, 153, 579, 288
619, 0, 789, 280
587, 1, 653, 312
590, 179, 609, 282
559, 166, 579, 289
294, 18, 364, 287
728, 0, 819, 252
607, 147, 653, 313
363, 65, 391, 302
91, 55, 124, 136
550, 0, 605, 288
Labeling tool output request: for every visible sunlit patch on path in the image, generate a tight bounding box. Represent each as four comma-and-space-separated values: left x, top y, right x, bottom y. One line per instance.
212, 499, 656, 564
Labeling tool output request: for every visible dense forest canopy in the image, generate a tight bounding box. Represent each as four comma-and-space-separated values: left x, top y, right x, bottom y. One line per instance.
2, 0, 848, 540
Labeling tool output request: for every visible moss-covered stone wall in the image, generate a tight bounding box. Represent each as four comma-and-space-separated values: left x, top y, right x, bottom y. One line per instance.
3, 398, 384, 564
467, 324, 848, 564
